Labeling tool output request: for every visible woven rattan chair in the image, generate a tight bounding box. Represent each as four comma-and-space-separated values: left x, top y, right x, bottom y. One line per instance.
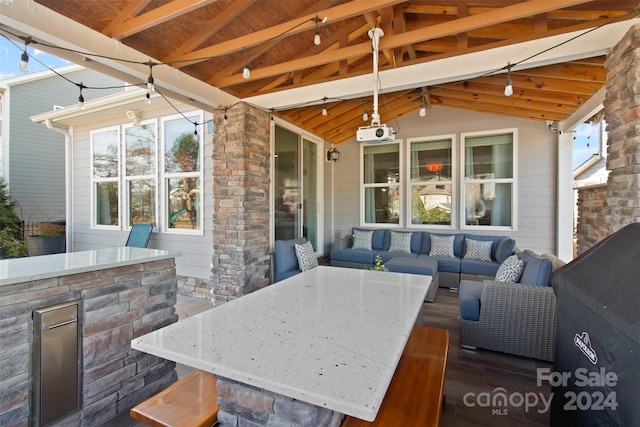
460, 280, 557, 361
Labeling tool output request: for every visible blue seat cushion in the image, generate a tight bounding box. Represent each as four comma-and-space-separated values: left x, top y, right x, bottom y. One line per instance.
274, 238, 307, 282
275, 268, 302, 283
459, 279, 484, 321
385, 257, 437, 276
460, 259, 500, 277
329, 248, 377, 265
519, 250, 553, 286
418, 254, 460, 273
376, 250, 416, 263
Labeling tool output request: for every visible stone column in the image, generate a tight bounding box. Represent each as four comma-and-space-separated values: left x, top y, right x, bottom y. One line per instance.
603, 23, 640, 233
211, 102, 271, 304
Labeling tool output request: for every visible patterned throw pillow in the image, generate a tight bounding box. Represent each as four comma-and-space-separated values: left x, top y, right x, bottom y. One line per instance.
463, 238, 492, 262
389, 231, 412, 254
429, 235, 455, 258
294, 241, 318, 272
352, 229, 373, 250
495, 255, 524, 282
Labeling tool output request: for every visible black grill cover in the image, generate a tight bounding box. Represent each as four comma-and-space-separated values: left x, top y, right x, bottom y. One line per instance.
551, 223, 640, 426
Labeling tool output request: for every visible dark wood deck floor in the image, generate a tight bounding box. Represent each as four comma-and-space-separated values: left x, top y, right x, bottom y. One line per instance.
105, 289, 552, 427
426, 288, 552, 427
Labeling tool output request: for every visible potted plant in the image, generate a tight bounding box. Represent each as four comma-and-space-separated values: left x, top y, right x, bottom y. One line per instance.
27, 222, 66, 256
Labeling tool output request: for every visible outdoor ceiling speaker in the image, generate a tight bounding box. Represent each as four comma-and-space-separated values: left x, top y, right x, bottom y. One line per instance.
356, 124, 395, 143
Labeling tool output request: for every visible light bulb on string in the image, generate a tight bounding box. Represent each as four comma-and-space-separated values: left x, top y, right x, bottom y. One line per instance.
312, 15, 326, 45
321, 98, 328, 116
77, 83, 86, 111
223, 109, 228, 126
362, 105, 369, 122
242, 50, 250, 79
504, 63, 513, 97
145, 92, 151, 105
419, 102, 427, 117
145, 62, 156, 93
18, 37, 32, 73
19, 50, 29, 73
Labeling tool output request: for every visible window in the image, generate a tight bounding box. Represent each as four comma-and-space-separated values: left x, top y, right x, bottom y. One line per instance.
92, 127, 120, 227
462, 130, 516, 228
362, 143, 401, 225
163, 113, 203, 232
91, 111, 203, 234
124, 122, 156, 226
408, 136, 454, 227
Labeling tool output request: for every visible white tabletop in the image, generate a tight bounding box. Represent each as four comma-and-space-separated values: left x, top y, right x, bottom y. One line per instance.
132, 266, 431, 421
0, 247, 180, 286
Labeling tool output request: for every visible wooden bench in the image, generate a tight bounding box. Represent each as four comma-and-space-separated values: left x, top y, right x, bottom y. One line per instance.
130, 369, 218, 427
342, 325, 449, 427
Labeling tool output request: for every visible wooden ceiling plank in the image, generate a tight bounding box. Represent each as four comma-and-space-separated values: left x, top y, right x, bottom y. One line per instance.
163, 0, 255, 63
432, 88, 574, 114
435, 96, 564, 121
101, 0, 152, 35
171, 0, 406, 63
213, 0, 597, 88
106, 0, 219, 39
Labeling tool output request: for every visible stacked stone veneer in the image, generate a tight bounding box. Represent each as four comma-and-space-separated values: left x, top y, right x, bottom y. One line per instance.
216, 377, 344, 427
576, 185, 608, 255
211, 102, 271, 304
0, 258, 178, 427
603, 23, 640, 234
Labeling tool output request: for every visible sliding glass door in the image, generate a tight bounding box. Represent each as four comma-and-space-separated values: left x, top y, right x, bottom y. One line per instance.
274, 125, 319, 251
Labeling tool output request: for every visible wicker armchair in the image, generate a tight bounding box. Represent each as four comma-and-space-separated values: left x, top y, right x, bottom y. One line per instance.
460, 279, 557, 361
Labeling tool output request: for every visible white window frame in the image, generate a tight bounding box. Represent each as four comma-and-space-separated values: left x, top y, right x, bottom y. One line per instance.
90, 126, 121, 230
160, 111, 204, 236
122, 119, 158, 229
405, 134, 457, 229
460, 128, 518, 231
360, 140, 404, 228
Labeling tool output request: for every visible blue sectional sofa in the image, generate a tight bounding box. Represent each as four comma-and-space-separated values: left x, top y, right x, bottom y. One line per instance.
329, 228, 516, 288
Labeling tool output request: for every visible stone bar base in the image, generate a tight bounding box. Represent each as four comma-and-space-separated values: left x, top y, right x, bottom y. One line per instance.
0, 252, 179, 427
216, 377, 344, 427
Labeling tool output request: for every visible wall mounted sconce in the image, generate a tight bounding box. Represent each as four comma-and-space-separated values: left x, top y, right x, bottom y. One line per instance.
327, 147, 340, 162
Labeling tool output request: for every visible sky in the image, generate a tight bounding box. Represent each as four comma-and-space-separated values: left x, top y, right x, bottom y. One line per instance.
0, 36, 70, 80
1, 35, 601, 171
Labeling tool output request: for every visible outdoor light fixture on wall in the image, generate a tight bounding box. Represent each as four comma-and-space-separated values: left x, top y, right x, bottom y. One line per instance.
327, 146, 339, 162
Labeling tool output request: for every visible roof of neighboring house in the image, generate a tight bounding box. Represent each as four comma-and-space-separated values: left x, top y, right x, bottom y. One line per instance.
574, 154, 608, 189
0, 64, 83, 88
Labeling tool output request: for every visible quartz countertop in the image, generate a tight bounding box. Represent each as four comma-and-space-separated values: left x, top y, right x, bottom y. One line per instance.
132, 266, 431, 421
0, 247, 181, 286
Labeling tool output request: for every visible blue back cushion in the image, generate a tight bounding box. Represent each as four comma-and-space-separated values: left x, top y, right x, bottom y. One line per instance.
352, 228, 386, 250
421, 232, 464, 257
126, 223, 153, 248
274, 238, 307, 274
495, 238, 516, 263
519, 250, 553, 286
464, 234, 507, 261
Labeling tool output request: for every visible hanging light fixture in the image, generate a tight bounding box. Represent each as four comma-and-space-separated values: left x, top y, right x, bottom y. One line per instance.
362, 103, 369, 122
242, 50, 250, 79
223, 108, 229, 126
311, 15, 327, 46
145, 61, 156, 93
419, 102, 427, 117
19, 37, 32, 73
504, 63, 513, 97
145, 92, 152, 105
321, 98, 328, 116
77, 83, 86, 111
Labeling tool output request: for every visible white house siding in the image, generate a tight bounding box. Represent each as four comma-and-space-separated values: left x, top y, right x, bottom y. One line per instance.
3, 67, 123, 223
326, 107, 557, 255
69, 106, 214, 281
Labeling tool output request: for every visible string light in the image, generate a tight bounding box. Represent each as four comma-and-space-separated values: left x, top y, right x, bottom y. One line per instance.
223, 108, 228, 126
145, 61, 156, 93
77, 83, 86, 111
311, 15, 327, 46
19, 37, 31, 73
321, 98, 328, 116
504, 63, 513, 97
419, 101, 427, 117
145, 92, 151, 105
362, 103, 369, 122
242, 50, 250, 79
